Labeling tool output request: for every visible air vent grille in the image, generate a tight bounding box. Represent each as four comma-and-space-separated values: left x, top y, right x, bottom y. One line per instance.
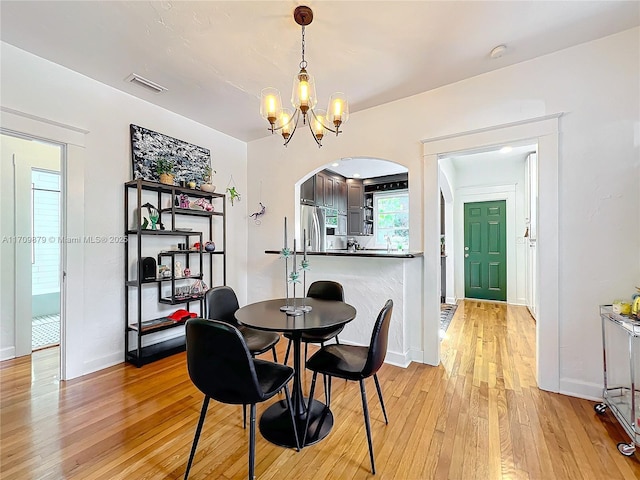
125, 73, 167, 94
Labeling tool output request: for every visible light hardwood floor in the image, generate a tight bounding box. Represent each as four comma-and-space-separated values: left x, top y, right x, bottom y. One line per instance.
2, 300, 639, 479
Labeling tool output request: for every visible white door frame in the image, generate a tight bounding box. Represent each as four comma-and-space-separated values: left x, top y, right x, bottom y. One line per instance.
12, 146, 63, 357
422, 113, 561, 393
1, 107, 87, 381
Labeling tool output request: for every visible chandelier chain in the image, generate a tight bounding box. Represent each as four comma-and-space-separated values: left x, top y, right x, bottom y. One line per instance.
299, 26, 307, 70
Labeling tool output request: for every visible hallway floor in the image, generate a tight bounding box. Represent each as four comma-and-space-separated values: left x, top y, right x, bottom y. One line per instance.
32, 314, 60, 350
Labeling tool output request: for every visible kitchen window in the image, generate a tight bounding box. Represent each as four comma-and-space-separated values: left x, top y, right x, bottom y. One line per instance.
373, 190, 409, 250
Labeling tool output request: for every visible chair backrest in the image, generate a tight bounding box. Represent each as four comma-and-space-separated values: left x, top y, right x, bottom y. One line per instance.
205, 286, 240, 326
362, 299, 394, 377
185, 318, 263, 405
307, 280, 345, 302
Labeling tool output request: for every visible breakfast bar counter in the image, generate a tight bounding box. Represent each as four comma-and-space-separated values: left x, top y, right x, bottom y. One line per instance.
265, 249, 423, 258
264, 249, 424, 368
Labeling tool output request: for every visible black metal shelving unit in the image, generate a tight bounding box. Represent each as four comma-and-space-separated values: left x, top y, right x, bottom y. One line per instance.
124, 179, 226, 367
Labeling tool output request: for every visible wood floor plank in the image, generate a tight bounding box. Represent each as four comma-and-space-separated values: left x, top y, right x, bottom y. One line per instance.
3, 300, 640, 479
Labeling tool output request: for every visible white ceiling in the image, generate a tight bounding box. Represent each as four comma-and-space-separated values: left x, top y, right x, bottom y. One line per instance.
443, 142, 537, 171
1, 1, 638, 142
326, 157, 408, 179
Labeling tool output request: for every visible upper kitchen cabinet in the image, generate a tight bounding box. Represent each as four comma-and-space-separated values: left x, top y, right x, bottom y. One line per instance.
347, 179, 368, 235
347, 179, 363, 209
335, 178, 347, 214
301, 175, 315, 205
314, 170, 337, 208
302, 170, 345, 209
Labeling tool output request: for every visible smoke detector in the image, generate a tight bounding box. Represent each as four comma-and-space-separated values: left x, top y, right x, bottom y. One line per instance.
489, 45, 507, 59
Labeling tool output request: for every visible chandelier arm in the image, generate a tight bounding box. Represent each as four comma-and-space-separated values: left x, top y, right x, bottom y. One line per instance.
268, 109, 298, 133
307, 116, 322, 148
283, 110, 300, 147
309, 108, 340, 134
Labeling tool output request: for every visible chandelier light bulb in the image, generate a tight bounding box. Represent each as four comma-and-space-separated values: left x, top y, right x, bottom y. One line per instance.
260, 87, 282, 131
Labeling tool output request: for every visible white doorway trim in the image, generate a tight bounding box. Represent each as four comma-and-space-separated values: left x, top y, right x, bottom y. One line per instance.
1, 107, 87, 381
422, 113, 561, 393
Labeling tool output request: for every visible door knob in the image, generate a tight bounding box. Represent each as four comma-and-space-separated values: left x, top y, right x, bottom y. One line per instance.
465, 254, 469, 258
464, 246, 469, 251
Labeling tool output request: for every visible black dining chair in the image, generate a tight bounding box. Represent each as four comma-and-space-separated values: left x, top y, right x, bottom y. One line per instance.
283, 280, 345, 365
183, 319, 299, 480
205, 285, 281, 428
205, 286, 280, 361
304, 299, 393, 474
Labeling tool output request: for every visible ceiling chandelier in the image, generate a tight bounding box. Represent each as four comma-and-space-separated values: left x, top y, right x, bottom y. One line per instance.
260, 5, 349, 148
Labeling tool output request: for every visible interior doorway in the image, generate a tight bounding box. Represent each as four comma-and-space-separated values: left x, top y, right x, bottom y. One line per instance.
1, 133, 63, 371
423, 114, 560, 392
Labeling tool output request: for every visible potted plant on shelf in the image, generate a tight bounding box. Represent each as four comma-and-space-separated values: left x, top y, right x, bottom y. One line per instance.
200, 165, 216, 193
156, 158, 175, 185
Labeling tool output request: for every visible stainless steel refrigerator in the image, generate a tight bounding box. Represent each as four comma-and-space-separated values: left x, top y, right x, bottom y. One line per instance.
300, 204, 326, 252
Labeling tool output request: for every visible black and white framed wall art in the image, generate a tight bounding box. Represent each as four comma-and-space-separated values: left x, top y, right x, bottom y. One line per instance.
130, 124, 210, 184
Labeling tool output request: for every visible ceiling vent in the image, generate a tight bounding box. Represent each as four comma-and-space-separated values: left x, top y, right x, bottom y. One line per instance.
125, 73, 167, 94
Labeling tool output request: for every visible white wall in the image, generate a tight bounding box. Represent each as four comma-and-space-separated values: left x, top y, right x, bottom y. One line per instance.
247, 28, 640, 399
1, 42, 249, 377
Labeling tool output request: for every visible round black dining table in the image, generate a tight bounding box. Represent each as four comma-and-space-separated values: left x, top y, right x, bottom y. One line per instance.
235, 297, 356, 448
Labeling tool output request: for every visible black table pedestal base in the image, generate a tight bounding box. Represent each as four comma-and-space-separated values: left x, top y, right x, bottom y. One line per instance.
260, 398, 333, 448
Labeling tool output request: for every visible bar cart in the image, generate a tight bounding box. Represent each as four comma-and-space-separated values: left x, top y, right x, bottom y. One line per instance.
595, 305, 640, 456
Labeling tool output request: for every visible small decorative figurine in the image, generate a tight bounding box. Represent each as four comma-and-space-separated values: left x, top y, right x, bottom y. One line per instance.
174, 261, 183, 278
142, 202, 160, 230
191, 197, 214, 212
225, 175, 241, 206
204, 241, 216, 252
250, 202, 266, 224
179, 194, 190, 209
183, 267, 191, 277
227, 186, 241, 206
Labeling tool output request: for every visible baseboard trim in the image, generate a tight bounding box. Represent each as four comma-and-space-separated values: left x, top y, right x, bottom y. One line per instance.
0, 346, 16, 361
83, 352, 123, 376
559, 377, 603, 402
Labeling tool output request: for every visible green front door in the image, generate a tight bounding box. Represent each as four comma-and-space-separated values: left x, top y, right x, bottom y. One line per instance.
464, 200, 507, 301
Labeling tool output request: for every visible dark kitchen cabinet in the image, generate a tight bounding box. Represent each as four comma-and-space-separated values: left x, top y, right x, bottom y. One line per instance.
335, 179, 347, 214
314, 172, 325, 206
324, 174, 336, 208
347, 180, 363, 209
347, 179, 371, 235
301, 176, 315, 205
314, 170, 336, 208
347, 209, 364, 236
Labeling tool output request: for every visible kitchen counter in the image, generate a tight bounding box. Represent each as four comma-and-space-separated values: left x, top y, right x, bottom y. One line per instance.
264, 249, 423, 259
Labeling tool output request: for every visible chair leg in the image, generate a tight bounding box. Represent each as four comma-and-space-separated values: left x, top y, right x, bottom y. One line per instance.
359, 379, 376, 474
302, 371, 318, 447
373, 373, 388, 424
249, 403, 256, 480
335, 335, 340, 345
284, 338, 292, 365
304, 342, 308, 363
272, 346, 278, 363
184, 396, 210, 480
283, 384, 300, 452
243, 404, 247, 429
